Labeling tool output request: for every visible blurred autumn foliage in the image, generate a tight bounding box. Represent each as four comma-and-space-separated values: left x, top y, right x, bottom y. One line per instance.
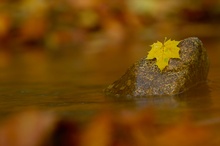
0, 108, 219, 146
0, 0, 220, 49
0, 1, 220, 145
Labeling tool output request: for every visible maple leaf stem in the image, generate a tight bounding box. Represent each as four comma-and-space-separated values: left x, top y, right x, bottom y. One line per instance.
162, 37, 167, 52
164, 37, 167, 44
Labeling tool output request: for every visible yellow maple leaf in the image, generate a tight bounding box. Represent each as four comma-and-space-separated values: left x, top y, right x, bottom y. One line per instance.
147, 38, 180, 71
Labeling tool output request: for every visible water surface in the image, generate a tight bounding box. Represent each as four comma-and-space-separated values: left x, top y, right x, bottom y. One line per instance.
0, 38, 219, 124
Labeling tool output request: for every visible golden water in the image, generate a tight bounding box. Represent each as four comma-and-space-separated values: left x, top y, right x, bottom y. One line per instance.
0, 38, 219, 124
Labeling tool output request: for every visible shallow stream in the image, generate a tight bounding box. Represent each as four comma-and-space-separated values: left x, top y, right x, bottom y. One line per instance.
0, 37, 219, 124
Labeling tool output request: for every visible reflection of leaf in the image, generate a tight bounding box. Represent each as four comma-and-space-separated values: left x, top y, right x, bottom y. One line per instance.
147, 38, 180, 71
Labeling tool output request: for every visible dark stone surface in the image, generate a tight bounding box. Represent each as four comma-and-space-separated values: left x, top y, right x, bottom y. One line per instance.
105, 37, 209, 96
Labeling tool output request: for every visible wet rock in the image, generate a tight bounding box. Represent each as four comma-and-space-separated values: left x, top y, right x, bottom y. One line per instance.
105, 37, 209, 96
